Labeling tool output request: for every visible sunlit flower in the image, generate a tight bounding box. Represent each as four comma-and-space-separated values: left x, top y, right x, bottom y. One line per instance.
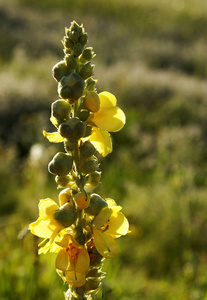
43, 91, 125, 157
29, 198, 65, 254
92, 198, 129, 258
55, 234, 90, 287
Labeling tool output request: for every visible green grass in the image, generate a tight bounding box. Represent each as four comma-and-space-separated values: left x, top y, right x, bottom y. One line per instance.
1, 0, 207, 298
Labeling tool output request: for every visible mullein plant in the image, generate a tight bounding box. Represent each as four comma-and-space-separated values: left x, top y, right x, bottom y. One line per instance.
29, 21, 129, 300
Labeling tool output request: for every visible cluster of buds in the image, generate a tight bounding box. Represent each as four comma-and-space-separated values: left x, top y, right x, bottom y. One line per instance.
29, 21, 129, 300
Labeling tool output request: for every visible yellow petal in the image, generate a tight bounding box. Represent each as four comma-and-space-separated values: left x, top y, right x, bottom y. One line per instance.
76, 249, 90, 273
56, 249, 72, 271
99, 91, 117, 109
106, 198, 117, 207
106, 212, 129, 237
88, 127, 112, 157
39, 198, 59, 220
50, 115, 59, 128
65, 271, 86, 287
92, 106, 126, 132
93, 207, 113, 228
29, 219, 59, 239
93, 227, 120, 258
43, 130, 64, 143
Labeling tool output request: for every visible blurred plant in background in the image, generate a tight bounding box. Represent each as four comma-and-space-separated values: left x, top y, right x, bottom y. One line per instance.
2, 0, 207, 299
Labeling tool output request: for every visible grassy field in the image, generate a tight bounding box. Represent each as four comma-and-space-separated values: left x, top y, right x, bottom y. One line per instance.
1, 0, 207, 299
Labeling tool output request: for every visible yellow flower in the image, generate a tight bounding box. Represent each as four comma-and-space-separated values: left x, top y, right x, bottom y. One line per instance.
29, 198, 64, 254
43, 91, 125, 157
87, 92, 125, 157
55, 234, 90, 287
92, 198, 129, 258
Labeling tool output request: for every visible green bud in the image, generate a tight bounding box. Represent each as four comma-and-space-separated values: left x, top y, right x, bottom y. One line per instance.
64, 54, 77, 70
62, 36, 74, 50
48, 152, 73, 176
64, 139, 78, 152
77, 109, 90, 122
58, 72, 85, 101
55, 175, 70, 187
84, 278, 100, 295
69, 21, 80, 32
59, 118, 86, 140
89, 247, 104, 267
87, 171, 102, 187
85, 77, 97, 91
51, 99, 71, 121
80, 141, 95, 159
73, 43, 84, 57
85, 193, 108, 216
69, 31, 79, 44
80, 47, 95, 62
52, 60, 71, 82
80, 155, 99, 174
79, 62, 94, 80
54, 202, 77, 227
79, 33, 88, 46
83, 125, 92, 137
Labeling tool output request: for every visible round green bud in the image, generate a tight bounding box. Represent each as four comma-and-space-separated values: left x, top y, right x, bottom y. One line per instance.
73, 43, 84, 57
63, 36, 74, 50
85, 193, 108, 216
87, 171, 101, 187
54, 202, 77, 227
58, 72, 85, 101
85, 78, 97, 91
55, 175, 70, 187
80, 47, 95, 62
64, 139, 78, 152
80, 141, 95, 159
83, 126, 92, 138
81, 155, 99, 174
84, 91, 100, 112
79, 62, 94, 80
79, 33, 88, 46
78, 109, 90, 122
64, 54, 77, 70
52, 60, 72, 82
59, 118, 86, 140
52, 99, 71, 121
84, 278, 100, 295
69, 31, 79, 44
48, 152, 73, 176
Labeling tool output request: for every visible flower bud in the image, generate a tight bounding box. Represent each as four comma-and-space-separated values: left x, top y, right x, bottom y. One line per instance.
80, 156, 99, 174
83, 125, 92, 137
52, 60, 71, 82
69, 31, 79, 44
62, 36, 74, 50
51, 99, 71, 121
78, 109, 90, 122
64, 139, 78, 152
84, 91, 100, 112
87, 171, 101, 187
79, 63, 94, 80
58, 73, 85, 101
48, 152, 73, 176
89, 247, 104, 267
64, 54, 77, 70
54, 202, 77, 227
78, 33, 88, 46
59, 118, 86, 140
74, 191, 89, 209
85, 193, 108, 216
73, 43, 83, 57
80, 141, 95, 159
55, 175, 70, 187
59, 188, 72, 206
80, 47, 95, 62
85, 78, 97, 91
84, 278, 100, 295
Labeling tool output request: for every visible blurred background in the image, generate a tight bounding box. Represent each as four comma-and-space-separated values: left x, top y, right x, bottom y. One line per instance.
1, 0, 207, 299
